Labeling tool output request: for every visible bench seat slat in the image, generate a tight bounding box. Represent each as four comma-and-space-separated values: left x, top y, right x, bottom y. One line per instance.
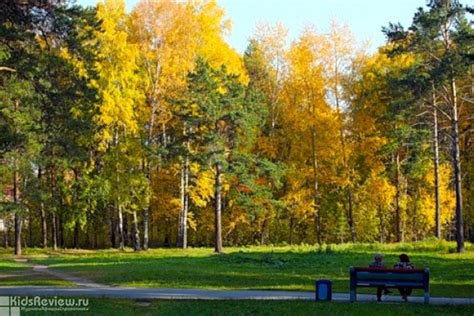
353, 267, 425, 273
349, 266, 430, 304
356, 272, 424, 281
356, 281, 424, 288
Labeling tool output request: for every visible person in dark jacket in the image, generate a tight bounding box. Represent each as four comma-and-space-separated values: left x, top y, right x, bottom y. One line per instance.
394, 253, 415, 302
369, 253, 391, 301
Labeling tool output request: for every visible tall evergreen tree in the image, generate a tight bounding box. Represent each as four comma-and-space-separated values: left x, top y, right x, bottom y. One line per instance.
384, 0, 473, 252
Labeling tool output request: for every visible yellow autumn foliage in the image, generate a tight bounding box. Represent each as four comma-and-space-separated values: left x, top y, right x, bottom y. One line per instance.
94, 0, 144, 144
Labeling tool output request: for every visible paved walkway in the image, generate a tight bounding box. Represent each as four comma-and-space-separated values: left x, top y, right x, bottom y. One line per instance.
1, 262, 472, 305
0, 286, 472, 304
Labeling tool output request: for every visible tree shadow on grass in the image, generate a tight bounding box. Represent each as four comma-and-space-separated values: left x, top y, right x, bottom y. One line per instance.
0, 268, 72, 286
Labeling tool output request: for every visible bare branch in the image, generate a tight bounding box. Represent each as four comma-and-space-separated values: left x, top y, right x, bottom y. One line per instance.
0, 66, 16, 72
422, 97, 452, 122
460, 96, 474, 104
416, 110, 430, 117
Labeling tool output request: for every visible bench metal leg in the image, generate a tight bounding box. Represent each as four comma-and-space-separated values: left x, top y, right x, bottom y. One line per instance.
423, 268, 430, 304
350, 290, 356, 302
349, 268, 356, 302
424, 291, 429, 304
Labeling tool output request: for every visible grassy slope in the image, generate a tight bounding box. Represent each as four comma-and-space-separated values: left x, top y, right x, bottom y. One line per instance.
17, 240, 473, 298
0, 260, 28, 273
27, 300, 474, 316
0, 252, 73, 286
0, 278, 72, 286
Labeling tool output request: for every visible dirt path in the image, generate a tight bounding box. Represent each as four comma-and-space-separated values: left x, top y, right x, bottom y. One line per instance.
9, 258, 107, 288
31, 265, 107, 288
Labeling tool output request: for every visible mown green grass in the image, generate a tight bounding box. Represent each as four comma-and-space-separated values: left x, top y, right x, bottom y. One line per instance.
0, 259, 28, 273
25, 299, 474, 316
0, 279, 72, 286
0, 250, 73, 286
17, 240, 473, 298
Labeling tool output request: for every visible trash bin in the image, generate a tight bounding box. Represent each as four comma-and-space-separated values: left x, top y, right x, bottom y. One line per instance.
315, 279, 332, 301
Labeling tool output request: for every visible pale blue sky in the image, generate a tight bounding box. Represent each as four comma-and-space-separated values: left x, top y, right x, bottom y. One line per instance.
75, 0, 431, 53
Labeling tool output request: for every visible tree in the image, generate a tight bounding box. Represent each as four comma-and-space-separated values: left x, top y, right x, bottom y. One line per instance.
284, 28, 339, 245
323, 21, 364, 242
131, 0, 247, 249
94, 0, 144, 251
384, 0, 473, 251
174, 58, 271, 252
1, 0, 99, 253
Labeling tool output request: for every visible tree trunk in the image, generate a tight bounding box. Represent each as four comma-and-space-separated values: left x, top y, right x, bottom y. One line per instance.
124, 214, 130, 247
431, 87, 441, 239
13, 170, 21, 256
347, 189, 356, 242
143, 207, 149, 250
93, 225, 98, 249
117, 204, 124, 250
140, 152, 150, 250
3, 219, 9, 248
12, 99, 22, 255
289, 216, 295, 245
15, 213, 22, 256
413, 192, 419, 241
142, 95, 157, 251
378, 204, 385, 243
162, 122, 167, 147
260, 217, 268, 245
150, 214, 154, 246
110, 216, 116, 248
132, 211, 141, 251
113, 128, 125, 250
3, 224, 8, 248
395, 152, 402, 242
73, 221, 79, 249
177, 161, 185, 248
37, 168, 47, 248
311, 127, 321, 245
450, 77, 464, 253
28, 210, 33, 247
40, 203, 47, 248
333, 75, 356, 243
85, 225, 91, 249
214, 163, 223, 253
177, 126, 190, 249
49, 165, 58, 251
51, 213, 57, 251
58, 215, 64, 248
83, 224, 90, 249
183, 156, 189, 248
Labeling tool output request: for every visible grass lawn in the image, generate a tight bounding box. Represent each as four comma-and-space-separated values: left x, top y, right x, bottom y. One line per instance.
0, 254, 74, 287
23, 299, 474, 316
5, 240, 469, 298
0, 277, 72, 286
0, 260, 28, 273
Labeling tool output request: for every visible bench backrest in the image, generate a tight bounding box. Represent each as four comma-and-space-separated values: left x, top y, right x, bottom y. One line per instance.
350, 267, 429, 288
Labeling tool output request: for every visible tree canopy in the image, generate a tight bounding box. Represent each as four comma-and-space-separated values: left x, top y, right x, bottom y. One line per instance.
0, 0, 472, 254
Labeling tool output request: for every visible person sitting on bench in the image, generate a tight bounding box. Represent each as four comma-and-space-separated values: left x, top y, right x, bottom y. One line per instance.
369, 253, 391, 301
394, 253, 415, 302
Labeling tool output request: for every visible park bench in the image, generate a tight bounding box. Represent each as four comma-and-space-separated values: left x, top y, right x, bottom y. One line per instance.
349, 267, 430, 303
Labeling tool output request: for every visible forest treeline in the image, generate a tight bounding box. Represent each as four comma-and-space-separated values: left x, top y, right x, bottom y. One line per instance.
0, 0, 473, 254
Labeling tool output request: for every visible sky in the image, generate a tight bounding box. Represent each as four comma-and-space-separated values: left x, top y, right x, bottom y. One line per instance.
76, 0, 430, 53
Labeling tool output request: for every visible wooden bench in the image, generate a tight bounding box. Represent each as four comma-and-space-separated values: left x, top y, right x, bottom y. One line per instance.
349, 267, 430, 303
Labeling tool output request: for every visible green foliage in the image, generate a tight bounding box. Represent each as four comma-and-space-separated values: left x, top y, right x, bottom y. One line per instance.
0, 0, 471, 251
